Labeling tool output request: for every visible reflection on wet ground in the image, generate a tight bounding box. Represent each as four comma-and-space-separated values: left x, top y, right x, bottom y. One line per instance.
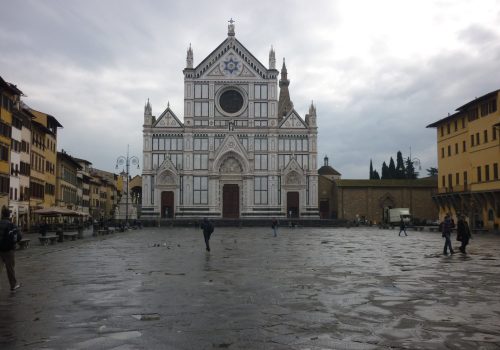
1, 227, 500, 349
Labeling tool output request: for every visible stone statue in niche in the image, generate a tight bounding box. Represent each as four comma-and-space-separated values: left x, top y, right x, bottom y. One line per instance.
220, 157, 242, 173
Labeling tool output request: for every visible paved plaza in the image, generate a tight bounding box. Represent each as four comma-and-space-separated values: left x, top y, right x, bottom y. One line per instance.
1, 226, 500, 349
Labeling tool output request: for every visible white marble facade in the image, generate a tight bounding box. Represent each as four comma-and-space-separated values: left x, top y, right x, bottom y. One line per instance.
141, 22, 318, 219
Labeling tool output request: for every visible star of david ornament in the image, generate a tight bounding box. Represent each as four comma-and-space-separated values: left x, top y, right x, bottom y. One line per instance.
221, 55, 241, 76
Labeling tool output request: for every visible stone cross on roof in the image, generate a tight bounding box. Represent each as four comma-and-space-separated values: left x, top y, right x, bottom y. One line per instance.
228, 18, 235, 36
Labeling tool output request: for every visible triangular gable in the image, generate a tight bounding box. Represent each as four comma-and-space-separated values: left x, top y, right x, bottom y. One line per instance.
213, 134, 247, 160
153, 107, 183, 128
205, 55, 258, 79
194, 37, 272, 79
283, 156, 305, 174
158, 156, 178, 175
279, 109, 307, 129
201, 50, 260, 79
156, 157, 179, 186
212, 134, 250, 172
282, 157, 306, 186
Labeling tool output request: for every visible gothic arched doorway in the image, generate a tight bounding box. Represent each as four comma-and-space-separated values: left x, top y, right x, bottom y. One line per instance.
287, 192, 299, 218
223, 184, 239, 218
161, 191, 174, 218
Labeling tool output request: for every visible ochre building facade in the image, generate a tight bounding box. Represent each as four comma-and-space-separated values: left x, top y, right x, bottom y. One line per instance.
427, 89, 499, 231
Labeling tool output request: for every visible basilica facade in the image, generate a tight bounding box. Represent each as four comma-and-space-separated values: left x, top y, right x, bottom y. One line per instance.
141, 22, 318, 219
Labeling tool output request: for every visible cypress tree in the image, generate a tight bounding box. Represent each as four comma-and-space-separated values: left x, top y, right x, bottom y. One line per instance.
388, 157, 396, 179
372, 170, 380, 179
396, 151, 405, 179
381, 162, 389, 179
369, 159, 374, 179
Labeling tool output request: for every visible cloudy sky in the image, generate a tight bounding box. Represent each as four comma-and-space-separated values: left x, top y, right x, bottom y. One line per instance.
1, 0, 499, 178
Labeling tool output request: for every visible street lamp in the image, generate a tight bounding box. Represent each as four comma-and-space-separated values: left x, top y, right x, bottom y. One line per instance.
411, 157, 422, 171
115, 145, 140, 225
408, 146, 422, 171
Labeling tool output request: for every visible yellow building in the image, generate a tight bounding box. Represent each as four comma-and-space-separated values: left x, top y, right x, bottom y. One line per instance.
0, 77, 22, 211
29, 109, 62, 210
89, 169, 119, 220
427, 89, 500, 231
56, 151, 82, 210
89, 175, 103, 220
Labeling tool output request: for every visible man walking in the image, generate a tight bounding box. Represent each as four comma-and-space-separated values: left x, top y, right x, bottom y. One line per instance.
442, 213, 455, 255
200, 218, 214, 252
398, 218, 407, 236
271, 218, 279, 237
457, 214, 472, 254
0, 207, 21, 291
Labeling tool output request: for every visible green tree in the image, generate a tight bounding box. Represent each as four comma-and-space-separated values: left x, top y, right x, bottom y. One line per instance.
369, 159, 374, 179
381, 162, 389, 179
372, 169, 380, 179
405, 157, 418, 179
388, 157, 396, 179
426, 167, 438, 176
396, 151, 406, 179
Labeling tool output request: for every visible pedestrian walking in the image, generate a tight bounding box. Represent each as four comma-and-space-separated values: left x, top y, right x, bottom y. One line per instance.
0, 207, 21, 292
398, 218, 407, 236
200, 218, 214, 252
441, 213, 455, 255
271, 218, 279, 237
457, 214, 472, 254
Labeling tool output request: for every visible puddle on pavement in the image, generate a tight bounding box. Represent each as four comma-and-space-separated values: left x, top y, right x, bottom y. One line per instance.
132, 313, 161, 321
108, 330, 142, 340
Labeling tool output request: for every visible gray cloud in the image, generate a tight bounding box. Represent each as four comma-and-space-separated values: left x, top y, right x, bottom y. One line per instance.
1, 0, 499, 178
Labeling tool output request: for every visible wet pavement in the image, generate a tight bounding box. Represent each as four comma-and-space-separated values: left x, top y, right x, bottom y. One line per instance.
1, 226, 500, 349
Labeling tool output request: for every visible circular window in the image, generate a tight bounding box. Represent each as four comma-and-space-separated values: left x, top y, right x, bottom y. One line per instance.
219, 89, 244, 114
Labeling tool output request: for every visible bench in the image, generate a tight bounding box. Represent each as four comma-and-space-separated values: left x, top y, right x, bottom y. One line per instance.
17, 238, 31, 250
39, 235, 58, 246
428, 226, 440, 232
63, 232, 78, 241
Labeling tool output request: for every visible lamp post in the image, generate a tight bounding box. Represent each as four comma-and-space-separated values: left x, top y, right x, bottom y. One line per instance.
115, 145, 140, 225
411, 157, 421, 171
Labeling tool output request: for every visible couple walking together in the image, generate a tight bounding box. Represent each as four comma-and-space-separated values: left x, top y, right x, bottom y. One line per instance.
442, 214, 471, 255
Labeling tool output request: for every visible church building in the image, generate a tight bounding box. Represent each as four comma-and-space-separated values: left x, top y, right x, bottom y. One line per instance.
141, 21, 318, 219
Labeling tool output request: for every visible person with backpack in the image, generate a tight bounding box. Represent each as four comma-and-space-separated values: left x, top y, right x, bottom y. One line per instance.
200, 217, 214, 252
0, 207, 21, 291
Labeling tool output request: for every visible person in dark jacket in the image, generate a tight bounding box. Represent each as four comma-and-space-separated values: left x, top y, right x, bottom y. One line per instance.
200, 218, 214, 252
442, 214, 455, 255
0, 207, 21, 291
398, 218, 407, 236
39, 221, 48, 236
271, 218, 279, 237
457, 214, 472, 254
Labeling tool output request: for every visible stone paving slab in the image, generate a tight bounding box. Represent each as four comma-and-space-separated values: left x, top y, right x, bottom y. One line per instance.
1, 227, 500, 349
